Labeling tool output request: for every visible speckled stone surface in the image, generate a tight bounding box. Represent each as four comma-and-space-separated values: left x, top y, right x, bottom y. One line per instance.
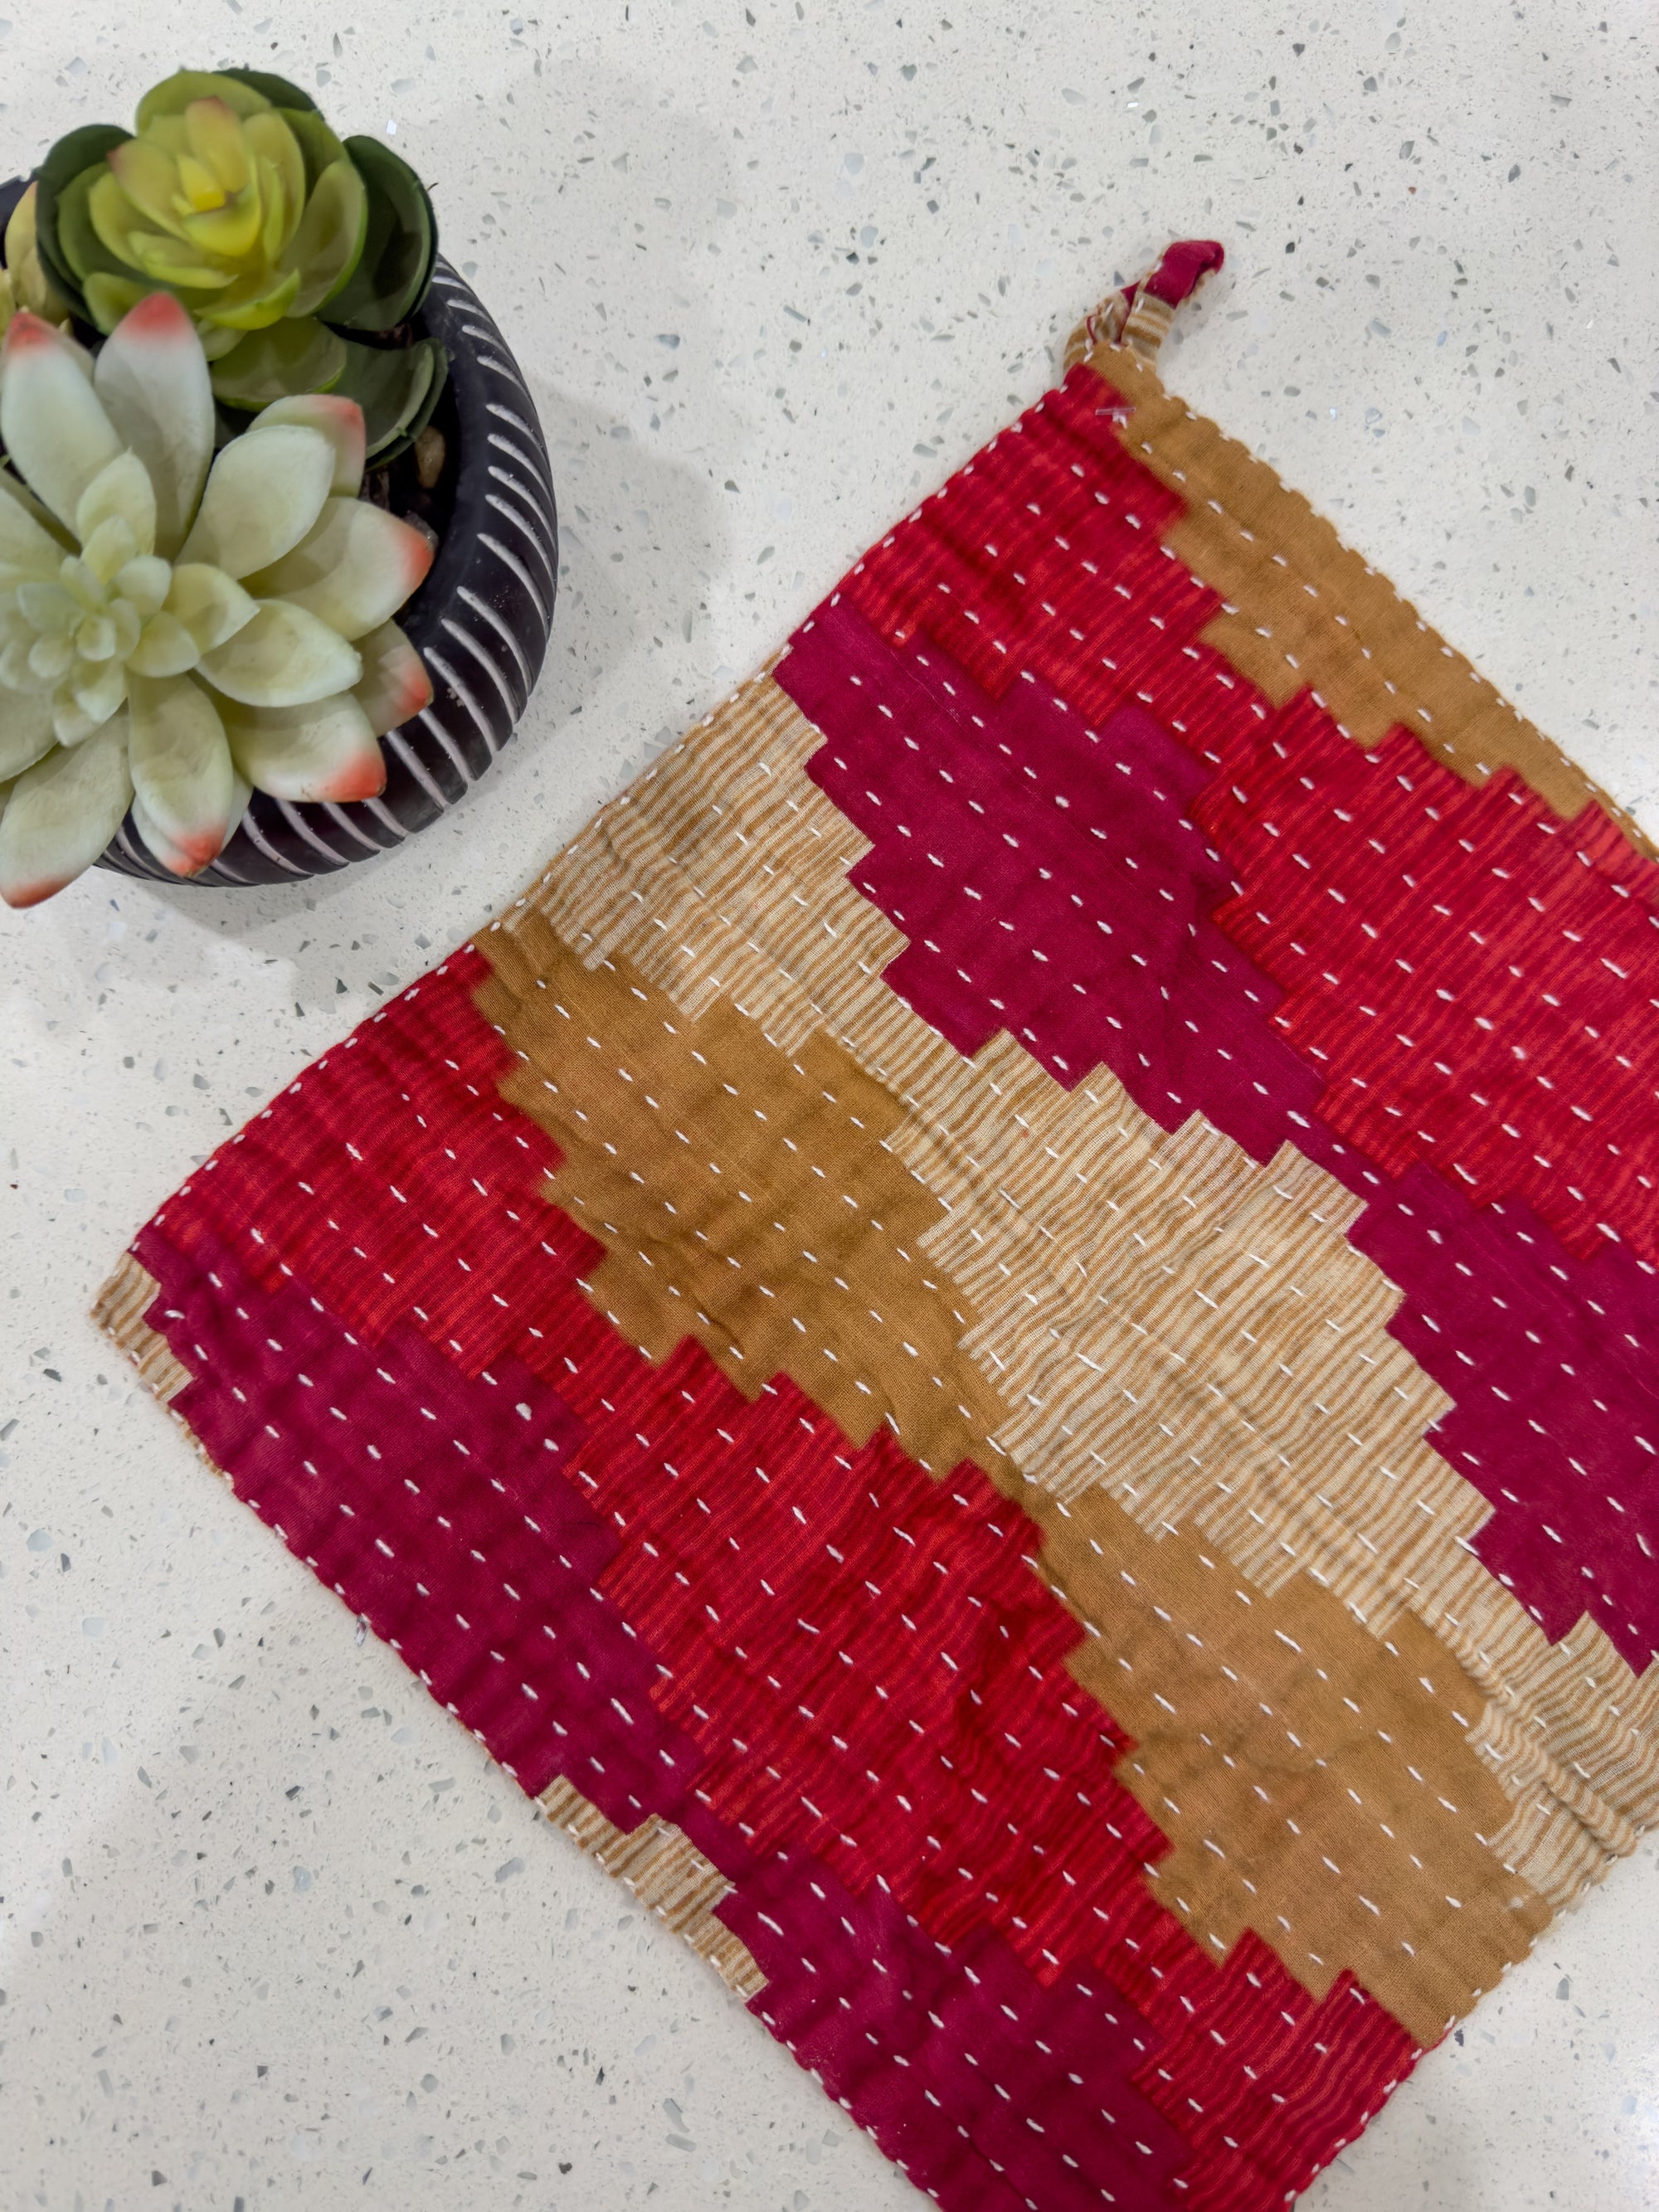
3, 4, 1656, 2206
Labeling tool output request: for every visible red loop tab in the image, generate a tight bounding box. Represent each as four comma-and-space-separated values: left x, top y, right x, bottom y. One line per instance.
1139, 236, 1226, 305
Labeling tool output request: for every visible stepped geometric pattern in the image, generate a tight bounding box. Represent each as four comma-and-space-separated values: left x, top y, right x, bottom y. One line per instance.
100, 255, 1659, 2210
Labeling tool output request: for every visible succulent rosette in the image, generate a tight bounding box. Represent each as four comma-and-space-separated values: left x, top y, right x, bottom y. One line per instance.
32, 68, 445, 459
0, 293, 435, 907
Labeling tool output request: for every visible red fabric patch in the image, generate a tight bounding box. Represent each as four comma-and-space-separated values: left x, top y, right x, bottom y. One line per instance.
155, 946, 601, 1369
845, 371, 1207, 725
131, 1217, 699, 1818
1198, 697, 1659, 1264
780, 596, 1327, 1157
565, 1344, 1165, 1978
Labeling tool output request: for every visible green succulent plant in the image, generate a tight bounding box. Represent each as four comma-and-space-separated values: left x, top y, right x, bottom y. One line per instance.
0, 184, 74, 338
32, 67, 446, 459
0, 294, 435, 907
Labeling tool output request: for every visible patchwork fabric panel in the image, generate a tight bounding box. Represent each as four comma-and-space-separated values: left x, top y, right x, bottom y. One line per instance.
100, 246, 1659, 2210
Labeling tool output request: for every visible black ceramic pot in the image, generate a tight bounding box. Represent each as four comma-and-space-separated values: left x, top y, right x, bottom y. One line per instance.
96, 260, 557, 886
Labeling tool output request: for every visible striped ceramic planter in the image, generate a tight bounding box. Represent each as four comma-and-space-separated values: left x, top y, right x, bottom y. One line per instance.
94, 259, 557, 887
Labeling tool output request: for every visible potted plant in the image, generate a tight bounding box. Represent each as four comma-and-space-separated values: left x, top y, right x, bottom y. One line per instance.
0, 67, 556, 902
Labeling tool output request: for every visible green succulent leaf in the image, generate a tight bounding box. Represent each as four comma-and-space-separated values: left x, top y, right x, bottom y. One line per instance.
56, 168, 119, 285
33, 124, 131, 313
49, 164, 149, 325
323, 138, 436, 333
0, 464, 74, 562
214, 66, 319, 115
281, 107, 348, 194
196, 318, 251, 363
197, 266, 302, 336
81, 270, 154, 333
0, 691, 58, 784
283, 156, 368, 316
134, 70, 275, 128
197, 600, 361, 707
210, 317, 349, 408
397, 340, 449, 459
330, 336, 446, 462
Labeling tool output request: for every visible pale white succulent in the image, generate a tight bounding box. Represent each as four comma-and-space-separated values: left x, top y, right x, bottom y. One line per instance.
0, 293, 435, 907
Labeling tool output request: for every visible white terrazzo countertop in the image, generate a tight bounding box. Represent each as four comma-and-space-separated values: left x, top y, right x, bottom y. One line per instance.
3, 3, 1657, 2206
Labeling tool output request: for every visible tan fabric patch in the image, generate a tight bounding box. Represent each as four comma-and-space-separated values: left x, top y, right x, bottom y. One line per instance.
893, 1030, 1485, 1619
504, 668, 957, 1102
479, 913, 1008, 1480
92, 1252, 193, 1407
538, 1777, 764, 1999
1042, 1490, 1551, 2045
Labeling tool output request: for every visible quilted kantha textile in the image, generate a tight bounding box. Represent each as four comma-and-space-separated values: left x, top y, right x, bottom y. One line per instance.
100, 244, 1659, 2210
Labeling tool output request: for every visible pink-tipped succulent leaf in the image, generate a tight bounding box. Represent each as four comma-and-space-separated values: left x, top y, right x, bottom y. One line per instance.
0, 715, 133, 907
127, 672, 237, 873
178, 423, 336, 578
0, 313, 123, 532
256, 394, 367, 498
221, 693, 387, 804
351, 620, 433, 735
245, 498, 434, 640
91, 290, 215, 560
197, 601, 361, 707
